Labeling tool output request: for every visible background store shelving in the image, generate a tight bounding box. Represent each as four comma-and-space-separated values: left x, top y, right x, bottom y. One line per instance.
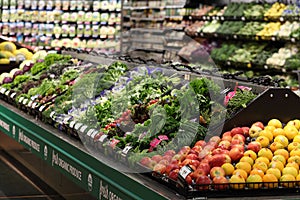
0, 0, 122, 52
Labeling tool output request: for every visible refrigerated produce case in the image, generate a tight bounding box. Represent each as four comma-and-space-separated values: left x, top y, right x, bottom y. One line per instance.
0, 48, 300, 199
1, 86, 300, 200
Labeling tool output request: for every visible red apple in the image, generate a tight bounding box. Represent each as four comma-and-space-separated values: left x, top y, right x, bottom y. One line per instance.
169, 169, 179, 181
252, 121, 264, 130
231, 139, 245, 146
179, 146, 191, 154
195, 175, 212, 190
232, 134, 245, 142
213, 176, 229, 190
218, 140, 231, 150
212, 148, 223, 155
164, 150, 176, 157
159, 159, 169, 166
192, 145, 202, 153
221, 135, 232, 142
194, 140, 206, 148
205, 142, 218, 149
230, 144, 245, 152
190, 160, 200, 168
186, 153, 199, 161
247, 141, 262, 153
209, 154, 231, 167
197, 162, 211, 176
203, 154, 213, 163
170, 159, 179, 165
212, 148, 229, 155
153, 163, 166, 174
180, 159, 192, 167
192, 169, 207, 180
229, 147, 244, 162
162, 155, 172, 162
140, 157, 151, 167
185, 174, 193, 185
165, 164, 179, 175
209, 136, 221, 144
151, 155, 163, 163
210, 166, 226, 179
222, 131, 231, 137
242, 127, 250, 137
198, 149, 210, 159
231, 127, 244, 136
172, 154, 185, 162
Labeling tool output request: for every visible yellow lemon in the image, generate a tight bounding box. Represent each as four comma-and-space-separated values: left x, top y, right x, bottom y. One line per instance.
282, 166, 298, 178
268, 119, 282, 128
266, 168, 281, 179
274, 135, 289, 148
272, 154, 286, 165
272, 128, 285, 137
284, 125, 298, 140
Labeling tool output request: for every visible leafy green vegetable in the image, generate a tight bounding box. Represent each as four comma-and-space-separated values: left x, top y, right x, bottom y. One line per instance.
226, 89, 257, 117
13, 75, 30, 85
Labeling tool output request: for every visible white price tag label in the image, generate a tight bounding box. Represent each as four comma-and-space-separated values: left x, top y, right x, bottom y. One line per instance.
74, 123, 82, 130
279, 17, 284, 22
271, 37, 276, 41
19, 97, 24, 103
91, 131, 98, 139
63, 117, 72, 124
80, 125, 88, 133
202, 16, 206, 20
23, 99, 28, 105
99, 134, 108, 142
179, 165, 193, 179
50, 111, 55, 118
233, 35, 237, 39
69, 121, 76, 128
5, 90, 10, 96
227, 61, 231, 65
0, 87, 6, 94
241, 17, 245, 21
122, 146, 132, 154
87, 129, 95, 136
32, 102, 38, 108
10, 92, 16, 98
28, 100, 33, 107
220, 16, 224, 21
39, 105, 46, 112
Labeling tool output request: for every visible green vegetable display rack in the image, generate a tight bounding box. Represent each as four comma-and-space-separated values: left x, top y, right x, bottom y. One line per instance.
0, 100, 179, 200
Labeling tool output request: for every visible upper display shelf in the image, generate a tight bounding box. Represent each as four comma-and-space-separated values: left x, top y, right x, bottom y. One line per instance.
185, 2, 300, 22
123, 5, 185, 10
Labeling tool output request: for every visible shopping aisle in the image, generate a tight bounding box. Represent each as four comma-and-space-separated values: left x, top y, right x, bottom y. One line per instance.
0, 149, 64, 200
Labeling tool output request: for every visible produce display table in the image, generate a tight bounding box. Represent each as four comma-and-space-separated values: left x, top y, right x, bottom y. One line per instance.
1, 89, 300, 200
